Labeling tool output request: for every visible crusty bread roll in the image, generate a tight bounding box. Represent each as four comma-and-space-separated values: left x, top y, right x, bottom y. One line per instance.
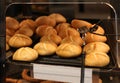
9, 34, 32, 48
49, 13, 67, 23
19, 19, 37, 31
55, 23, 70, 39
35, 16, 56, 27
40, 34, 62, 45
33, 41, 57, 56
84, 32, 107, 43
85, 51, 110, 67
67, 28, 80, 37
15, 25, 34, 37
83, 42, 110, 54
56, 43, 82, 58
6, 17, 19, 30
55, 23, 70, 32
56, 23, 80, 39
85, 24, 107, 43
36, 25, 57, 37
71, 19, 92, 29
61, 36, 84, 46
13, 47, 38, 61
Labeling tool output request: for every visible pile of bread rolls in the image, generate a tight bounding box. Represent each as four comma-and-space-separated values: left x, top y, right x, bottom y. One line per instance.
6, 13, 110, 67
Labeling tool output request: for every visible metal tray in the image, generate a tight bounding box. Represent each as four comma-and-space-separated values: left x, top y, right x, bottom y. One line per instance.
6, 19, 117, 69
6, 2, 118, 70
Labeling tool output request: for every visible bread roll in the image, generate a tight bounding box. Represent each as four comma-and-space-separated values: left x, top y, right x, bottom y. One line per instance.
35, 16, 56, 27
13, 47, 38, 61
55, 23, 70, 32
84, 24, 107, 43
67, 28, 80, 37
85, 51, 110, 67
61, 36, 84, 46
9, 34, 32, 48
56, 23, 80, 39
40, 34, 62, 45
55, 23, 70, 39
84, 32, 107, 43
6, 17, 19, 30
33, 41, 57, 56
19, 19, 37, 31
15, 25, 34, 37
83, 42, 110, 54
49, 13, 66, 23
56, 43, 82, 58
36, 25, 57, 37
71, 19, 92, 29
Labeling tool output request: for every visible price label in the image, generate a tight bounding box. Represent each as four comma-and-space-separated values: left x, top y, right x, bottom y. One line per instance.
33, 64, 92, 83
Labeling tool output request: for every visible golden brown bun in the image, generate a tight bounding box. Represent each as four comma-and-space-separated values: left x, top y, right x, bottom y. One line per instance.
9, 34, 32, 48
61, 36, 84, 46
33, 41, 57, 56
15, 25, 34, 37
55, 23, 70, 32
6, 17, 19, 30
19, 19, 37, 31
35, 16, 56, 27
13, 47, 38, 61
6, 43, 10, 51
85, 24, 107, 43
55, 23, 70, 39
85, 51, 110, 67
6, 28, 16, 36
71, 19, 92, 29
67, 28, 80, 37
56, 43, 82, 58
56, 23, 80, 39
49, 13, 67, 23
84, 32, 107, 43
83, 42, 110, 54
36, 25, 57, 37
40, 34, 62, 45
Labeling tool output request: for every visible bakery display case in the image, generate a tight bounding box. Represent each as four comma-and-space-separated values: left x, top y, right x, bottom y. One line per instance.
3, 0, 120, 83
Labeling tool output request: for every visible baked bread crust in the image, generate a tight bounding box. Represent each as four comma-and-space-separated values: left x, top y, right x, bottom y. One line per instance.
13, 47, 38, 61
33, 41, 57, 56
6, 17, 19, 30
85, 51, 110, 67
35, 16, 56, 27
61, 36, 84, 46
36, 25, 57, 37
40, 34, 62, 45
49, 13, 67, 23
15, 25, 34, 37
83, 42, 110, 54
71, 19, 92, 29
19, 19, 37, 31
9, 34, 32, 48
56, 43, 82, 58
